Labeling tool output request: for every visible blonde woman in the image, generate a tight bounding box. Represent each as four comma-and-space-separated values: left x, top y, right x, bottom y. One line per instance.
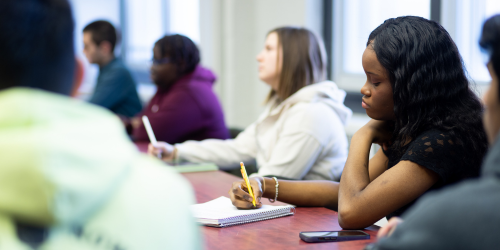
149, 27, 352, 181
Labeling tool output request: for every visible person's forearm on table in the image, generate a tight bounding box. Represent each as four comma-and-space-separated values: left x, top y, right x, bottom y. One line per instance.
260, 177, 339, 210
338, 131, 375, 227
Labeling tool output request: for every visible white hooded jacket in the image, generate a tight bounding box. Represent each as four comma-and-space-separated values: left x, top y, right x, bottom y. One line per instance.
176, 81, 352, 180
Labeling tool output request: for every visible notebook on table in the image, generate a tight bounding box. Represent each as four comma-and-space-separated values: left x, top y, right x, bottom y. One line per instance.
191, 196, 295, 227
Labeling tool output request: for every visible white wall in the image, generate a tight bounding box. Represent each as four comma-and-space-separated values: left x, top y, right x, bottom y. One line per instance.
199, 0, 323, 129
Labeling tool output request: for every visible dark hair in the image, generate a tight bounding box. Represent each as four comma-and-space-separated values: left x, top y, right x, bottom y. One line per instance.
154, 34, 200, 75
368, 16, 487, 161
83, 20, 118, 53
0, 0, 75, 95
267, 27, 327, 102
480, 14, 500, 100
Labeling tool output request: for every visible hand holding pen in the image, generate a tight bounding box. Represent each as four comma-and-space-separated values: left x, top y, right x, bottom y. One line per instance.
229, 164, 263, 209
147, 142, 176, 161
143, 115, 176, 161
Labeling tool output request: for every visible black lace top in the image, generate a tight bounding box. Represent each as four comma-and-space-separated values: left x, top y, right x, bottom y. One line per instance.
382, 129, 481, 219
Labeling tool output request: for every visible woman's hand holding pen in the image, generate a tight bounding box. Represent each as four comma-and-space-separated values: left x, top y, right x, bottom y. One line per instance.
148, 141, 176, 161
229, 177, 264, 209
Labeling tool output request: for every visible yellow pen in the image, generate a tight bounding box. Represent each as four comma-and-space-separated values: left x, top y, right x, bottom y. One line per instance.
240, 162, 256, 207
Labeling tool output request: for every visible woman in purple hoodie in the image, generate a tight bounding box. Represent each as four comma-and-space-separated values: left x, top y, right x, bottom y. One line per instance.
129, 34, 229, 143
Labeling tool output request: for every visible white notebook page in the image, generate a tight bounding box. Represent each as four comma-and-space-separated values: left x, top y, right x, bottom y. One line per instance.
191, 196, 293, 220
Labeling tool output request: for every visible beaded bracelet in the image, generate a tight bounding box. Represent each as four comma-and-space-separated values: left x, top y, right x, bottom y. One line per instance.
269, 177, 279, 203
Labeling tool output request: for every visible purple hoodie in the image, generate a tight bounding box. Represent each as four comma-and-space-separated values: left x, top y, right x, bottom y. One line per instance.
132, 66, 229, 143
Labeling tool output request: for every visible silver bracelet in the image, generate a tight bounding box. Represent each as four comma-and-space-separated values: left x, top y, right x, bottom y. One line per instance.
269, 177, 279, 203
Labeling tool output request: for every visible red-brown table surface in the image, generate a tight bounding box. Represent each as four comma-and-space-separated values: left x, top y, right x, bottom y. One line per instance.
183, 171, 377, 250
135, 142, 378, 250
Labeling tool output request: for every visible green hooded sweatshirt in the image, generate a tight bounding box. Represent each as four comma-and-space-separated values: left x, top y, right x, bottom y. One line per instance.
0, 88, 201, 250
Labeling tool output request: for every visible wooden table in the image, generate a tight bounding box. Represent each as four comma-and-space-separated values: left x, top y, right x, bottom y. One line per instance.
135, 142, 378, 249
183, 171, 377, 250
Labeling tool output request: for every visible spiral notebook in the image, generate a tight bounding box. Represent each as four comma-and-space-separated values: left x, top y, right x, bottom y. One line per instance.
191, 196, 295, 227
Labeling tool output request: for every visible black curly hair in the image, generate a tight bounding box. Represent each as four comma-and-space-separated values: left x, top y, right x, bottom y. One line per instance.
480, 14, 500, 100
154, 34, 200, 76
367, 16, 488, 163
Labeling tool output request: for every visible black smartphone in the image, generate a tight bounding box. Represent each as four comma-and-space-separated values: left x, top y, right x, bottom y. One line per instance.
299, 230, 370, 243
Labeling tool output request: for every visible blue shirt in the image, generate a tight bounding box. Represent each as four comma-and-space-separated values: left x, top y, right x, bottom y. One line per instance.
89, 58, 142, 117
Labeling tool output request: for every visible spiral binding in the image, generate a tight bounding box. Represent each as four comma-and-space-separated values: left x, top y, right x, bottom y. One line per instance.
218, 206, 296, 227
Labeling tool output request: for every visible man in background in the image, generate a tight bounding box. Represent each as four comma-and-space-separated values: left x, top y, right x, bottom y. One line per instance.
83, 20, 142, 118
0, 0, 200, 249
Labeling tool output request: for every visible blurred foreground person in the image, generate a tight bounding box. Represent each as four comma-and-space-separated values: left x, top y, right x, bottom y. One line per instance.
83, 20, 142, 118
367, 14, 500, 250
0, 0, 200, 249
129, 34, 228, 143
